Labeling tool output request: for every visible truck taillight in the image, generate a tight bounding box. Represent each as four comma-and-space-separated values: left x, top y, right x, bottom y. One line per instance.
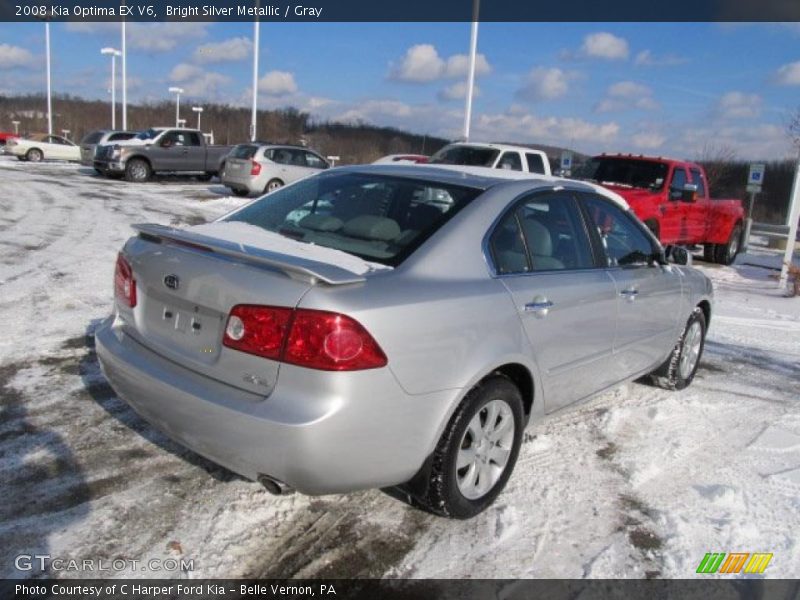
250, 160, 261, 176
114, 253, 137, 308
223, 305, 387, 371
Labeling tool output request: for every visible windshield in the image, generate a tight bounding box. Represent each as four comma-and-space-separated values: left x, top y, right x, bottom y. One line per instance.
429, 145, 500, 167
81, 131, 104, 145
579, 157, 669, 191
135, 128, 162, 141
225, 172, 482, 267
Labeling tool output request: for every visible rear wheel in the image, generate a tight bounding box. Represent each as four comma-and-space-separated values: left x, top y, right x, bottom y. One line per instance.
649, 307, 706, 391
26, 148, 43, 162
713, 222, 742, 265
125, 158, 151, 183
703, 244, 716, 263
231, 188, 250, 197
403, 375, 524, 519
265, 178, 284, 194
196, 172, 213, 182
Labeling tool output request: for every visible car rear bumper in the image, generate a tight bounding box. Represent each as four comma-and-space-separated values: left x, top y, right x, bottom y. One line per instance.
95, 315, 456, 494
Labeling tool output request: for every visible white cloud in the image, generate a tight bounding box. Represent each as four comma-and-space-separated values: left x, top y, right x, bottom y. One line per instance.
775, 61, 800, 85
631, 131, 667, 149
595, 81, 659, 113
390, 44, 445, 83
473, 110, 619, 145
192, 37, 253, 64
634, 50, 687, 67
438, 81, 481, 101
679, 123, 790, 160
389, 44, 491, 83
443, 53, 492, 79
336, 99, 414, 123
581, 32, 629, 61
258, 71, 298, 96
715, 91, 762, 119
516, 67, 575, 102
0, 44, 34, 69
169, 63, 231, 98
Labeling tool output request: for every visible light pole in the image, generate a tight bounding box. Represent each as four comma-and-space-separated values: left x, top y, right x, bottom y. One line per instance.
45, 22, 53, 135
61, 129, 70, 140
462, 0, 480, 141
168, 87, 184, 127
101, 47, 121, 129
11, 120, 20, 135
192, 106, 203, 130
251, 15, 260, 141
121, 15, 127, 129
177, 118, 186, 128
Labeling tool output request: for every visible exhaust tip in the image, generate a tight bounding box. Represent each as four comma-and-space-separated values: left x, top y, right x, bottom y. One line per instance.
258, 474, 294, 496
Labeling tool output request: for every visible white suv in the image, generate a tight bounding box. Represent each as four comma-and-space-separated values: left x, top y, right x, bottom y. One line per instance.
428, 142, 551, 176
221, 143, 330, 197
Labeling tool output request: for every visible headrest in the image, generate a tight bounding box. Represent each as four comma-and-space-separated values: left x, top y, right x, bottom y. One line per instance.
342, 216, 401, 241
298, 214, 343, 232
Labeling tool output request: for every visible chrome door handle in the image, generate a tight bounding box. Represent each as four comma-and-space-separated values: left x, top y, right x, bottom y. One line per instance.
524, 298, 554, 317
620, 288, 639, 301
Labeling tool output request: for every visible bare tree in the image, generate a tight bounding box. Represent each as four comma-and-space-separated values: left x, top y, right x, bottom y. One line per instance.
786, 105, 800, 157
696, 142, 738, 192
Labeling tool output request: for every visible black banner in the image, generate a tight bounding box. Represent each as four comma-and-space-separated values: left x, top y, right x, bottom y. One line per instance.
3, 579, 800, 600
2, 0, 800, 22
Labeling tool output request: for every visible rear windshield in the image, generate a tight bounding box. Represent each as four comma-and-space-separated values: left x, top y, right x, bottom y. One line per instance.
225, 172, 482, 267
580, 157, 669, 191
230, 144, 260, 159
429, 145, 500, 167
108, 132, 136, 142
81, 131, 104, 144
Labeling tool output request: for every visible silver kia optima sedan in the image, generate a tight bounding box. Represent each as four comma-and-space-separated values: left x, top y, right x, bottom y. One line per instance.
96, 165, 713, 518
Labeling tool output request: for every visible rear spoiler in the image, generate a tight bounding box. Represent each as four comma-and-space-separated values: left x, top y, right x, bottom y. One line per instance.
132, 223, 367, 286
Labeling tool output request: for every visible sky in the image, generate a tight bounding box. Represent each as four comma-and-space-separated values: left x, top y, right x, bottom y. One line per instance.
0, 21, 799, 159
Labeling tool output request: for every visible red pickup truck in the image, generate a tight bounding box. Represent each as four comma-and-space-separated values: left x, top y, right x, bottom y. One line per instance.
581, 154, 745, 265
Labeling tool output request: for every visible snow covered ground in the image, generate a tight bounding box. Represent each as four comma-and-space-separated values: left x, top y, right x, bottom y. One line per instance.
0, 155, 798, 579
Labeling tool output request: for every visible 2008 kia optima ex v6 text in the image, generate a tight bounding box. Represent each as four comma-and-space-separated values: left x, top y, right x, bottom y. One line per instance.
96, 164, 713, 518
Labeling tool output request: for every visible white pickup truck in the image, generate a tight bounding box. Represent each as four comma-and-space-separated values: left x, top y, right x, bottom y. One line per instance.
427, 142, 552, 176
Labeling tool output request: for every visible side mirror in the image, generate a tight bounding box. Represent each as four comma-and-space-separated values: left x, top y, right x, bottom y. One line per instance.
664, 245, 691, 266
681, 183, 698, 203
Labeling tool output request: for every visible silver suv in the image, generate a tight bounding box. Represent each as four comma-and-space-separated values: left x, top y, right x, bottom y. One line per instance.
221, 143, 330, 197
80, 130, 137, 168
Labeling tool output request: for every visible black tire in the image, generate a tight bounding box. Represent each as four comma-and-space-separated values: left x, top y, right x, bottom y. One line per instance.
265, 178, 284, 194
196, 172, 213, 182
16, 155, 25, 161
649, 307, 706, 391
26, 148, 43, 162
125, 158, 151, 183
231, 188, 250, 197
703, 244, 716, 263
93, 167, 103, 175
713, 222, 742, 265
404, 375, 524, 519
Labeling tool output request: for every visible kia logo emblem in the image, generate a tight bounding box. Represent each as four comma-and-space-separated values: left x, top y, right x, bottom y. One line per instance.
164, 274, 180, 290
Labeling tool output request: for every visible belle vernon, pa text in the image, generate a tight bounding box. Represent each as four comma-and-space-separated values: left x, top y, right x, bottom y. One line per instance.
16, 584, 338, 597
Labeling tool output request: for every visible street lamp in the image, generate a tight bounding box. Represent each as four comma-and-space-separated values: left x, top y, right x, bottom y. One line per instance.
61, 129, 70, 140
101, 47, 122, 130
251, 15, 260, 141
45, 22, 53, 135
192, 106, 203, 130
168, 87, 184, 127
11, 120, 20, 135
462, 0, 480, 141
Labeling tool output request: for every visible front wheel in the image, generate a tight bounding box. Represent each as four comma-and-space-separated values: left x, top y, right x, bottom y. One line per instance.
407, 375, 524, 519
649, 307, 706, 391
713, 223, 742, 265
26, 148, 43, 162
125, 158, 151, 183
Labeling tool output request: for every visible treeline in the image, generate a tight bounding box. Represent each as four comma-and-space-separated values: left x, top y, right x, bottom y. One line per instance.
697, 159, 795, 224
0, 93, 449, 165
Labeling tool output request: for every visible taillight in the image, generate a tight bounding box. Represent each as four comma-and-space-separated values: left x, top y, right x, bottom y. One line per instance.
223, 305, 293, 360
250, 160, 261, 176
114, 253, 137, 308
222, 306, 387, 371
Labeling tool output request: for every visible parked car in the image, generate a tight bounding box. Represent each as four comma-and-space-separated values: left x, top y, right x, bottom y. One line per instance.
5, 133, 81, 162
93, 127, 233, 182
579, 154, 746, 265
0, 132, 19, 146
97, 165, 712, 519
428, 142, 551, 176
372, 154, 429, 165
80, 130, 138, 168
221, 142, 330, 197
